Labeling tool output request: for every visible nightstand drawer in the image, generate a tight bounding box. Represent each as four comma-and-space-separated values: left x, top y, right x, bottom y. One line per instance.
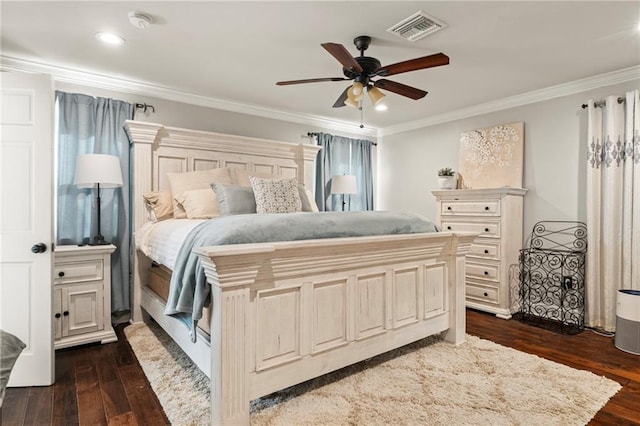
441, 200, 500, 216
441, 220, 500, 238
54, 259, 103, 284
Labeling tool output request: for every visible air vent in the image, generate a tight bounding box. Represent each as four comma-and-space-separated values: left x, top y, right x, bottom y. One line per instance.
387, 11, 447, 42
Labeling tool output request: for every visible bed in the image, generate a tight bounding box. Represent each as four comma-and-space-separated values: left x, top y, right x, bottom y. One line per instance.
126, 120, 476, 425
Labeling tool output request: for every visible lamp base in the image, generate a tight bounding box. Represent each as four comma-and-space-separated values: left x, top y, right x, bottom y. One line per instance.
88, 235, 110, 246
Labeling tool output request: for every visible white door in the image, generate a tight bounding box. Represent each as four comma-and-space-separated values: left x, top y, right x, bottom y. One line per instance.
0, 71, 54, 386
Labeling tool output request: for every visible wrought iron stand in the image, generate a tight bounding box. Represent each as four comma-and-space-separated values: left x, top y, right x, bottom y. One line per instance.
518, 221, 587, 334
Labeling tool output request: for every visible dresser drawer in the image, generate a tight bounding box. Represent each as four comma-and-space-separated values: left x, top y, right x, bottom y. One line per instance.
468, 240, 500, 260
466, 281, 499, 304
466, 260, 500, 281
441, 220, 500, 238
54, 259, 103, 284
441, 200, 500, 216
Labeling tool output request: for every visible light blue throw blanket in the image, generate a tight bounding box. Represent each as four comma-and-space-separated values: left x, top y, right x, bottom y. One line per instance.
164, 211, 438, 341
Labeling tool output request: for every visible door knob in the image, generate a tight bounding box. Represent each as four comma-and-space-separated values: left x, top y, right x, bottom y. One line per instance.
31, 243, 47, 254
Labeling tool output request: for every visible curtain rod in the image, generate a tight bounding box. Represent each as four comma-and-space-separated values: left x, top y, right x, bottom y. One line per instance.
306, 132, 377, 146
135, 102, 155, 113
581, 97, 625, 109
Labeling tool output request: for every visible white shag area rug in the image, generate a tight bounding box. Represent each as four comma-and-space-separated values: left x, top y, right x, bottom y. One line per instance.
124, 322, 621, 426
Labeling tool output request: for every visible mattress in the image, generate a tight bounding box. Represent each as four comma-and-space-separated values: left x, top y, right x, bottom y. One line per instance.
135, 219, 206, 270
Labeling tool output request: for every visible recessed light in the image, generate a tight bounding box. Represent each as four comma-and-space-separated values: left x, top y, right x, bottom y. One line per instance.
375, 104, 388, 112
95, 32, 125, 46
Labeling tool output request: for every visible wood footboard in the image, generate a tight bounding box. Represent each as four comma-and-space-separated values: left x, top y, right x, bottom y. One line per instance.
195, 231, 474, 425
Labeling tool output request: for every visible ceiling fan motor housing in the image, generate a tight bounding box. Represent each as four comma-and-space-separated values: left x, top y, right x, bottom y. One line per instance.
343, 36, 381, 85
343, 57, 381, 84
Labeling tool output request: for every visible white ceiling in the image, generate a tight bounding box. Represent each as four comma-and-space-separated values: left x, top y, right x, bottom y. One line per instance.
2, 1, 639, 134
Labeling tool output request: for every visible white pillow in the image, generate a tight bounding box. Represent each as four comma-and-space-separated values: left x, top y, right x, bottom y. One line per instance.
231, 168, 280, 187
250, 177, 302, 214
167, 168, 232, 218
303, 188, 319, 212
143, 190, 174, 222
174, 188, 221, 219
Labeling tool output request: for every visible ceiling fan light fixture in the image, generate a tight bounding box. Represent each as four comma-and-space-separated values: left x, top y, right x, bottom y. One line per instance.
367, 86, 386, 105
351, 82, 364, 96
344, 97, 359, 108
347, 85, 363, 102
375, 103, 388, 112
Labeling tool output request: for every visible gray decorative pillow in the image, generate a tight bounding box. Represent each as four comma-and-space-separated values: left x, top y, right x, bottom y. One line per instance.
250, 177, 302, 214
1, 330, 26, 406
211, 183, 257, 215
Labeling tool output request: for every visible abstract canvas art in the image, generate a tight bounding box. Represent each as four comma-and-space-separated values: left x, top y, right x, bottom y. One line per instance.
458, 122, 524, 189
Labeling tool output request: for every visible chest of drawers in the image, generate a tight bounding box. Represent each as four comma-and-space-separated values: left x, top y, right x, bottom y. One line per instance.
432, 188, 527, 318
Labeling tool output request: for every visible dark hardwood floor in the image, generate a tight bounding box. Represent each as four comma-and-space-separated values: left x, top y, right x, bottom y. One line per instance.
3, 309, 639, 425
2, 325, 169, 426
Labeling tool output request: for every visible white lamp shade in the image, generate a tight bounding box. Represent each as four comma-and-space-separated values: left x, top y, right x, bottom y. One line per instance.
74, 154, 123, 188
331, 175, 357, 195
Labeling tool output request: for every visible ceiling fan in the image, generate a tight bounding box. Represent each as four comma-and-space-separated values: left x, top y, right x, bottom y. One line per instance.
276, 35, 449, 109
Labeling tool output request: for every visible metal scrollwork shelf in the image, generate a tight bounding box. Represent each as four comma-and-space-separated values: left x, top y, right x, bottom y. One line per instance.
517, 221, 587, 334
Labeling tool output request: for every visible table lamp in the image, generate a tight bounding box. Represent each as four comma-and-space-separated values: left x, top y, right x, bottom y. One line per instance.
74, 154, 123, 245
331, 174, 357, 211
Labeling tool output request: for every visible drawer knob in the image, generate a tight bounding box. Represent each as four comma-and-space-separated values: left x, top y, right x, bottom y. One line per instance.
485, 206, 490, 211
58, 271, 65, 277
484, 271, 489, 275
484, 249, 489, 254
484, 292, 488, 297
54, 313, 61, 319
447, 226, 452, 230
447, 206, 452, 211
484, 228, 490, 232
63, 311, 69, 317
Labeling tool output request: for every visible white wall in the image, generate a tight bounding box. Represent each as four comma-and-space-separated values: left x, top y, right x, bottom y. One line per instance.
377, 79, 640, 239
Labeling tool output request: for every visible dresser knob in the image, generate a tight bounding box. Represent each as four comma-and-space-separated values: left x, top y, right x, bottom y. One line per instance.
447, 226, 452, 230
485, 206, 490, 211
447, 206, 452, 211
484, 271, 489, 275
58, 271, 65, 277
55, 313, 61, 319
483, 292, 488, 297
484, 228, 489, 232
484, 249, 489, 254
63, 311, 69, 317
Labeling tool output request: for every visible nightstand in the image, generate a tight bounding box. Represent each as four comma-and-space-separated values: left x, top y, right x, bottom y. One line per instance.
53, 244, 117, 349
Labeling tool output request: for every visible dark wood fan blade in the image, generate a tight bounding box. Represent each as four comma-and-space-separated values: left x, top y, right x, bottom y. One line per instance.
374, 79, 427, 100
276, 77, 349, 86
321, 43, 363, 73
332, 87, 350, 108
376, 53, 449, 77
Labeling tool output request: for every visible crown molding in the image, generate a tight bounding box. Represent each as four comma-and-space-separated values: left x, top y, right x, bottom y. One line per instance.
379, 65, 640, 137
3, 55, 636, 140
0, 55, 378, 138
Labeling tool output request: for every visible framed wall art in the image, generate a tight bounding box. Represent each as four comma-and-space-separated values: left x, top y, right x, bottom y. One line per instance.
458, 122, 524, 189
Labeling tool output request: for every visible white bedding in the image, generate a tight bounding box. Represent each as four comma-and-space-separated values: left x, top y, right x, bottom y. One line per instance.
135, 219, 206, 270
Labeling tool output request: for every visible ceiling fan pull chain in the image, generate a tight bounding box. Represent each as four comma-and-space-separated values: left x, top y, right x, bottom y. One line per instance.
359, 103, 364, 129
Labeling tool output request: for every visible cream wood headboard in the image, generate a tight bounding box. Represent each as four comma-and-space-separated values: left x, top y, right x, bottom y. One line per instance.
125, 120, 321, 231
